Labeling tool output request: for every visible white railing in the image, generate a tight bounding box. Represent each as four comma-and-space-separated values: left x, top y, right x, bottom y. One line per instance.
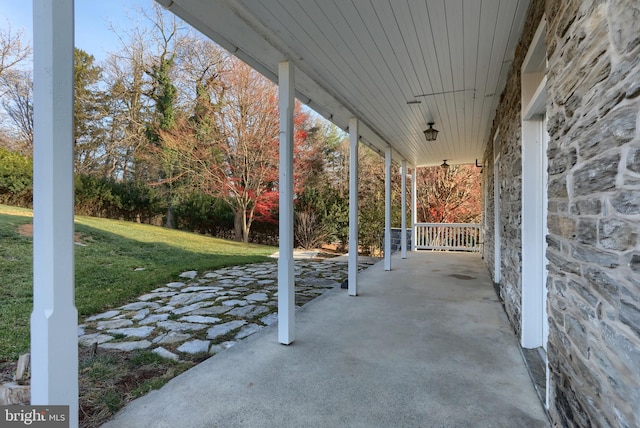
414, 223, 482, 252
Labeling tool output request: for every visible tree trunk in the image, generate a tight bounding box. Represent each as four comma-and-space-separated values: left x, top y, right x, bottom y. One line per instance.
164, 204, 176, 228
234, 210, 251, 243
234, 211, 244, 241
242, 219, 249, 243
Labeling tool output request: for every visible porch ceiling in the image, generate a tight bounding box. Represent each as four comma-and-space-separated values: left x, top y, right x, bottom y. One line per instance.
158, 0, 530, 167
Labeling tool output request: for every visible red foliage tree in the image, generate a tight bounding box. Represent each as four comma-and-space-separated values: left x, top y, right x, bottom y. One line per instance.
161, 56, 311, 242
414, 164, 482, 224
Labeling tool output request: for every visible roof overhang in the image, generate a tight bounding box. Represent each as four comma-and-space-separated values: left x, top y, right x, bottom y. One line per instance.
157, 0, 530, 167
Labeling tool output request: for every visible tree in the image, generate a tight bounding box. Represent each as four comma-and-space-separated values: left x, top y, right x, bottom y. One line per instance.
161, 56, 310, 242
295, 121, 349, 248
128, 3, 193, 229
0, 24, 31, 80
102, 27, 152, 181
74, 48, 107, 174
0, 24, 32, 154
0, 69, 33, 154
415, 165, 482, 223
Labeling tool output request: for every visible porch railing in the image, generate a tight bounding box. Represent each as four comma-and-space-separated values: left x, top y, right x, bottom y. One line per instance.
414, 223, 482, 252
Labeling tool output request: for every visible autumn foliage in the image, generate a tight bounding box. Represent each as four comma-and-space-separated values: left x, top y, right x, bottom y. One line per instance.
413, 165, 482, 224
0, 6, 482, 248
160, 57, 312, 242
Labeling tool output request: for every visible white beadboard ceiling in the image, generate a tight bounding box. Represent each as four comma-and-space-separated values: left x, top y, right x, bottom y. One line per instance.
158, 0, 530, 167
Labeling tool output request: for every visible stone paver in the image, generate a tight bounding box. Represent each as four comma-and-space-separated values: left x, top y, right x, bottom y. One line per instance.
153, 332, 191, 345
99, 340, 152, 351
107, 326, 155, 338
79, 258, 371, 361
166, 282, 186, 288
156, 321, 208, 332
79, 333, 114, 346
153, 347, 179, 361
227, 305, 269, 319
139, 314, 170, 325
177, 340, 210, 354
178, 315, 221, 324
206, 320, 247, 340
179, 271, 198, 279
260, 313, 278, 326
97, 319, 133, 330
86, 310, 120, 321
235, 324, 263, 340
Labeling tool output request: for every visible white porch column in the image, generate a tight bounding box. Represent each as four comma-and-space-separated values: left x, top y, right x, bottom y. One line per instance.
278, 61, 295, 345
31, 0, 78, 426
400, 160, 407, 259
348, 118, 359, 296
411, 167, 418, 251
384, 146, 392, 271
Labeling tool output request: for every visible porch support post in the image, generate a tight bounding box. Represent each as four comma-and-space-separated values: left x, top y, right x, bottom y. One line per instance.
384, 146, 392, 271
400, 160, 407, 259
278, 60, 295, 345
31, 0, 78, 426
411, 167, 417, 251
348, 118, 359, 296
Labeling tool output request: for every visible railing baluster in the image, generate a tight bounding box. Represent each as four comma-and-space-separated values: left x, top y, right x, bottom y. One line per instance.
412, 223, 481, 252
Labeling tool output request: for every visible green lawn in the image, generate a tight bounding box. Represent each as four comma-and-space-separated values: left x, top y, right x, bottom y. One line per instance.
0, 204, 275, 362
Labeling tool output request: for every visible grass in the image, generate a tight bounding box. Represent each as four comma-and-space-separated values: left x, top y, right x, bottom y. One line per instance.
78, 348, 199, 426
0, 204, 275, 362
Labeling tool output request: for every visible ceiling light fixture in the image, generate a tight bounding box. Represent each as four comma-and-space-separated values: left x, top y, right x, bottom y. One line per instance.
423, 122, 439, 141
441, 160, 449, 169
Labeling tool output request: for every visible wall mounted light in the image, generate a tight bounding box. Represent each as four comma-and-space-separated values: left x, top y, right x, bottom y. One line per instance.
441, 160, 449, 169
423, 122, 439, 141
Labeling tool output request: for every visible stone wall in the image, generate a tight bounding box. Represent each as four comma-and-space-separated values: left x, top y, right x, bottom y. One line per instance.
484, 0, 640, 426
545, 0, 640, 426
482, 0, 546, 337
383, 228, 412, 253
482, 148, 496, 283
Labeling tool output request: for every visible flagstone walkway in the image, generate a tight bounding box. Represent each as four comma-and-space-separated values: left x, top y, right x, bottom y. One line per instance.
78, 258, 372, 360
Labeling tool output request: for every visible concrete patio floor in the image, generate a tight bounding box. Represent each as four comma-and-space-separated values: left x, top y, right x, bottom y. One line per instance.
104, 251, 549, 428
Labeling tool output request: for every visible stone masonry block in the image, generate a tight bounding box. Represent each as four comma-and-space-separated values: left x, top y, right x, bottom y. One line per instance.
620, 300, 640, 338
571, 198, 602, 216
576, 106, 635, 162
548, 175, 568, 198
569, 278, 599, 307
572, 243, 620, 268
573, 153, 620, 196
576, 218, 597, 244
598, 218, 638, 251
584, 266, 619, 305
627, 145, 640, 174
564, 313, 589, 357
608, 0, 640, 55
549, 147, 577, 176
630, 254, 640, 273
601, 322, 640, 374
610, 190, 640, 215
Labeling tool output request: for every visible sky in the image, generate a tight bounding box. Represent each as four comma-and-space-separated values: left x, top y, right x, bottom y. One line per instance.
1, 0, 154, 62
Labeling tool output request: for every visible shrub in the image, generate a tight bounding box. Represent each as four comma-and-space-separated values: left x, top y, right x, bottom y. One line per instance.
294, 210, 327, 249
174, 192, 234, 235
296, 186, 349, 249
74, 174, 119, 217
0, 147, 33, 207
109, 180, 164, 223
74, 175, 164, 223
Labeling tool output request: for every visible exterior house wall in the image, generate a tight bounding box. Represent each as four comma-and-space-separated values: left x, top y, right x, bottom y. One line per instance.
483, 148, 496, 282
483, 0, 640, 426
483, 0, 546, 337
